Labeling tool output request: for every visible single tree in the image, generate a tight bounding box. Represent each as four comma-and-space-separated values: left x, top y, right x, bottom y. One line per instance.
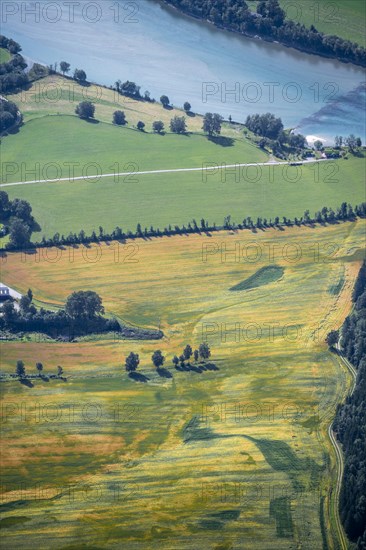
183, 101, 191, 113
172, 355, 179, 368
7, 219, 31, 249
16, 360, 25, 378
345, 134, 358, 152
36, 362, 43, 376
314, 140, 324, 151
125, 352, 140, 372
57, 365, 63, 377
73, 68, 87, 83
113, 110, 127, 125
179, 354, 185, 367
65, 290, 104, 319
202, 112, 224, 136
137, 121, 145, 131
153, 120, 165, 133
60, 61, 70, 75
160, 95, 170, 108
199, 343, 211, 362
183, 344, 193, 363
326, 330, 339, 348
75, 101, 95, 120
194, 349, 199, 362
170, 115, 186, 134
27, 288, 33, 302
152, 350, 165, 369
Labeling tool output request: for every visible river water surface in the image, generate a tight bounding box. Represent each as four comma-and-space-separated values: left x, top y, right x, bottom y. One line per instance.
3, 0, 366, 143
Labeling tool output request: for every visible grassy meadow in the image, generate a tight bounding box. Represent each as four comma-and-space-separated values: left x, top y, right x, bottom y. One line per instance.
247, 0, 366, 45
0, 47, 11, 63
0, 220, 365, 548
1, 76, 365, 241
1, 153, 365, 239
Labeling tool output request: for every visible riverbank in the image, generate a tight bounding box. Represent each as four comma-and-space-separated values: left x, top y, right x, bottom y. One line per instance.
159, 0, 366, 68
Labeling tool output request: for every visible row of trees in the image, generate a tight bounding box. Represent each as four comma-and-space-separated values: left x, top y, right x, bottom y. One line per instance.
125, 343, 211, 373
333, 261, 366, 547
333, 135, 363, 152
163, 0, 366, 67
4, 201, 366, 252
15, 360, 64, 379
75, 101, 191, 135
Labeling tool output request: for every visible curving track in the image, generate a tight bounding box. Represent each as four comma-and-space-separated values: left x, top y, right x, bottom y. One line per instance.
328, 343, 357, 549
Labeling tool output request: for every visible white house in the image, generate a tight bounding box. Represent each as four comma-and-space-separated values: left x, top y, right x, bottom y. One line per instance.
0, 283, 22, 300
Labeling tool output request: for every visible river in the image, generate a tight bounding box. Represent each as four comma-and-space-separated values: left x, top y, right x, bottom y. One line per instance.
2, 0, 365, 143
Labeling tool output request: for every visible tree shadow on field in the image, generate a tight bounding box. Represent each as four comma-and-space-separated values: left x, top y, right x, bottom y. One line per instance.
205, 362, 219, 371
156, 368, 173, 378
186, 111, 195, 117
129, 372, 149, 383
188, 365, 203, 373
175, 364, 190, 372
84, 118, 100, 124
208, 136, 234, 147
20, 378, 34, 388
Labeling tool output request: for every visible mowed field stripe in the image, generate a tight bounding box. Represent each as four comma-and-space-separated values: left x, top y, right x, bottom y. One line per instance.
0, 159, 330, 187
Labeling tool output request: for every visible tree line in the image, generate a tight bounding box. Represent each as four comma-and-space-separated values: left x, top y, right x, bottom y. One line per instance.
333, 261, 366, 547
125, 343, 212, 374
2, 197, 364, 252
163, 0, 366, 67
0, 288, 162, 341
1, 289, 118, 339
13, 360, 65, 383
75, 100, 190, 134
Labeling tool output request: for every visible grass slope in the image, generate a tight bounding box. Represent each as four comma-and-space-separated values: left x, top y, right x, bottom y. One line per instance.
247, 0, 366, 46
0, 221, 365, 548
0, 114, 266, 179
0, 47, 11, 63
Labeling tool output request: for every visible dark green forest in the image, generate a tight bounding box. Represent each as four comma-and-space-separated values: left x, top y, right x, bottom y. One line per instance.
334, 260, 366, 548
164, 0, 366, 67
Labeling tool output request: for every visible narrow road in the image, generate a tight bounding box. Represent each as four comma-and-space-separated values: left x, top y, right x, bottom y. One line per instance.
0, 158, 330, 188
328, 342, 357, 550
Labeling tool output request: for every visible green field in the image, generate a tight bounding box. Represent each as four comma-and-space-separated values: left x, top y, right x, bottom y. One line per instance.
2, 152, 364, 239
1, 76, 364, 240
1, 221, 365, 548
0, 47, 11, 63
247, 0, 366, 45
0, 114, 266, 179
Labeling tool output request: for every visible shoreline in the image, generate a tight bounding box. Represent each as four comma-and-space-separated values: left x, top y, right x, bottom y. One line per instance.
157, 0, 366, 69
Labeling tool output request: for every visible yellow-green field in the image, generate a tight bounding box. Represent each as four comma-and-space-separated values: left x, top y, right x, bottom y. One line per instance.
10, 75, 241, 136
1, 220, 365, 548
